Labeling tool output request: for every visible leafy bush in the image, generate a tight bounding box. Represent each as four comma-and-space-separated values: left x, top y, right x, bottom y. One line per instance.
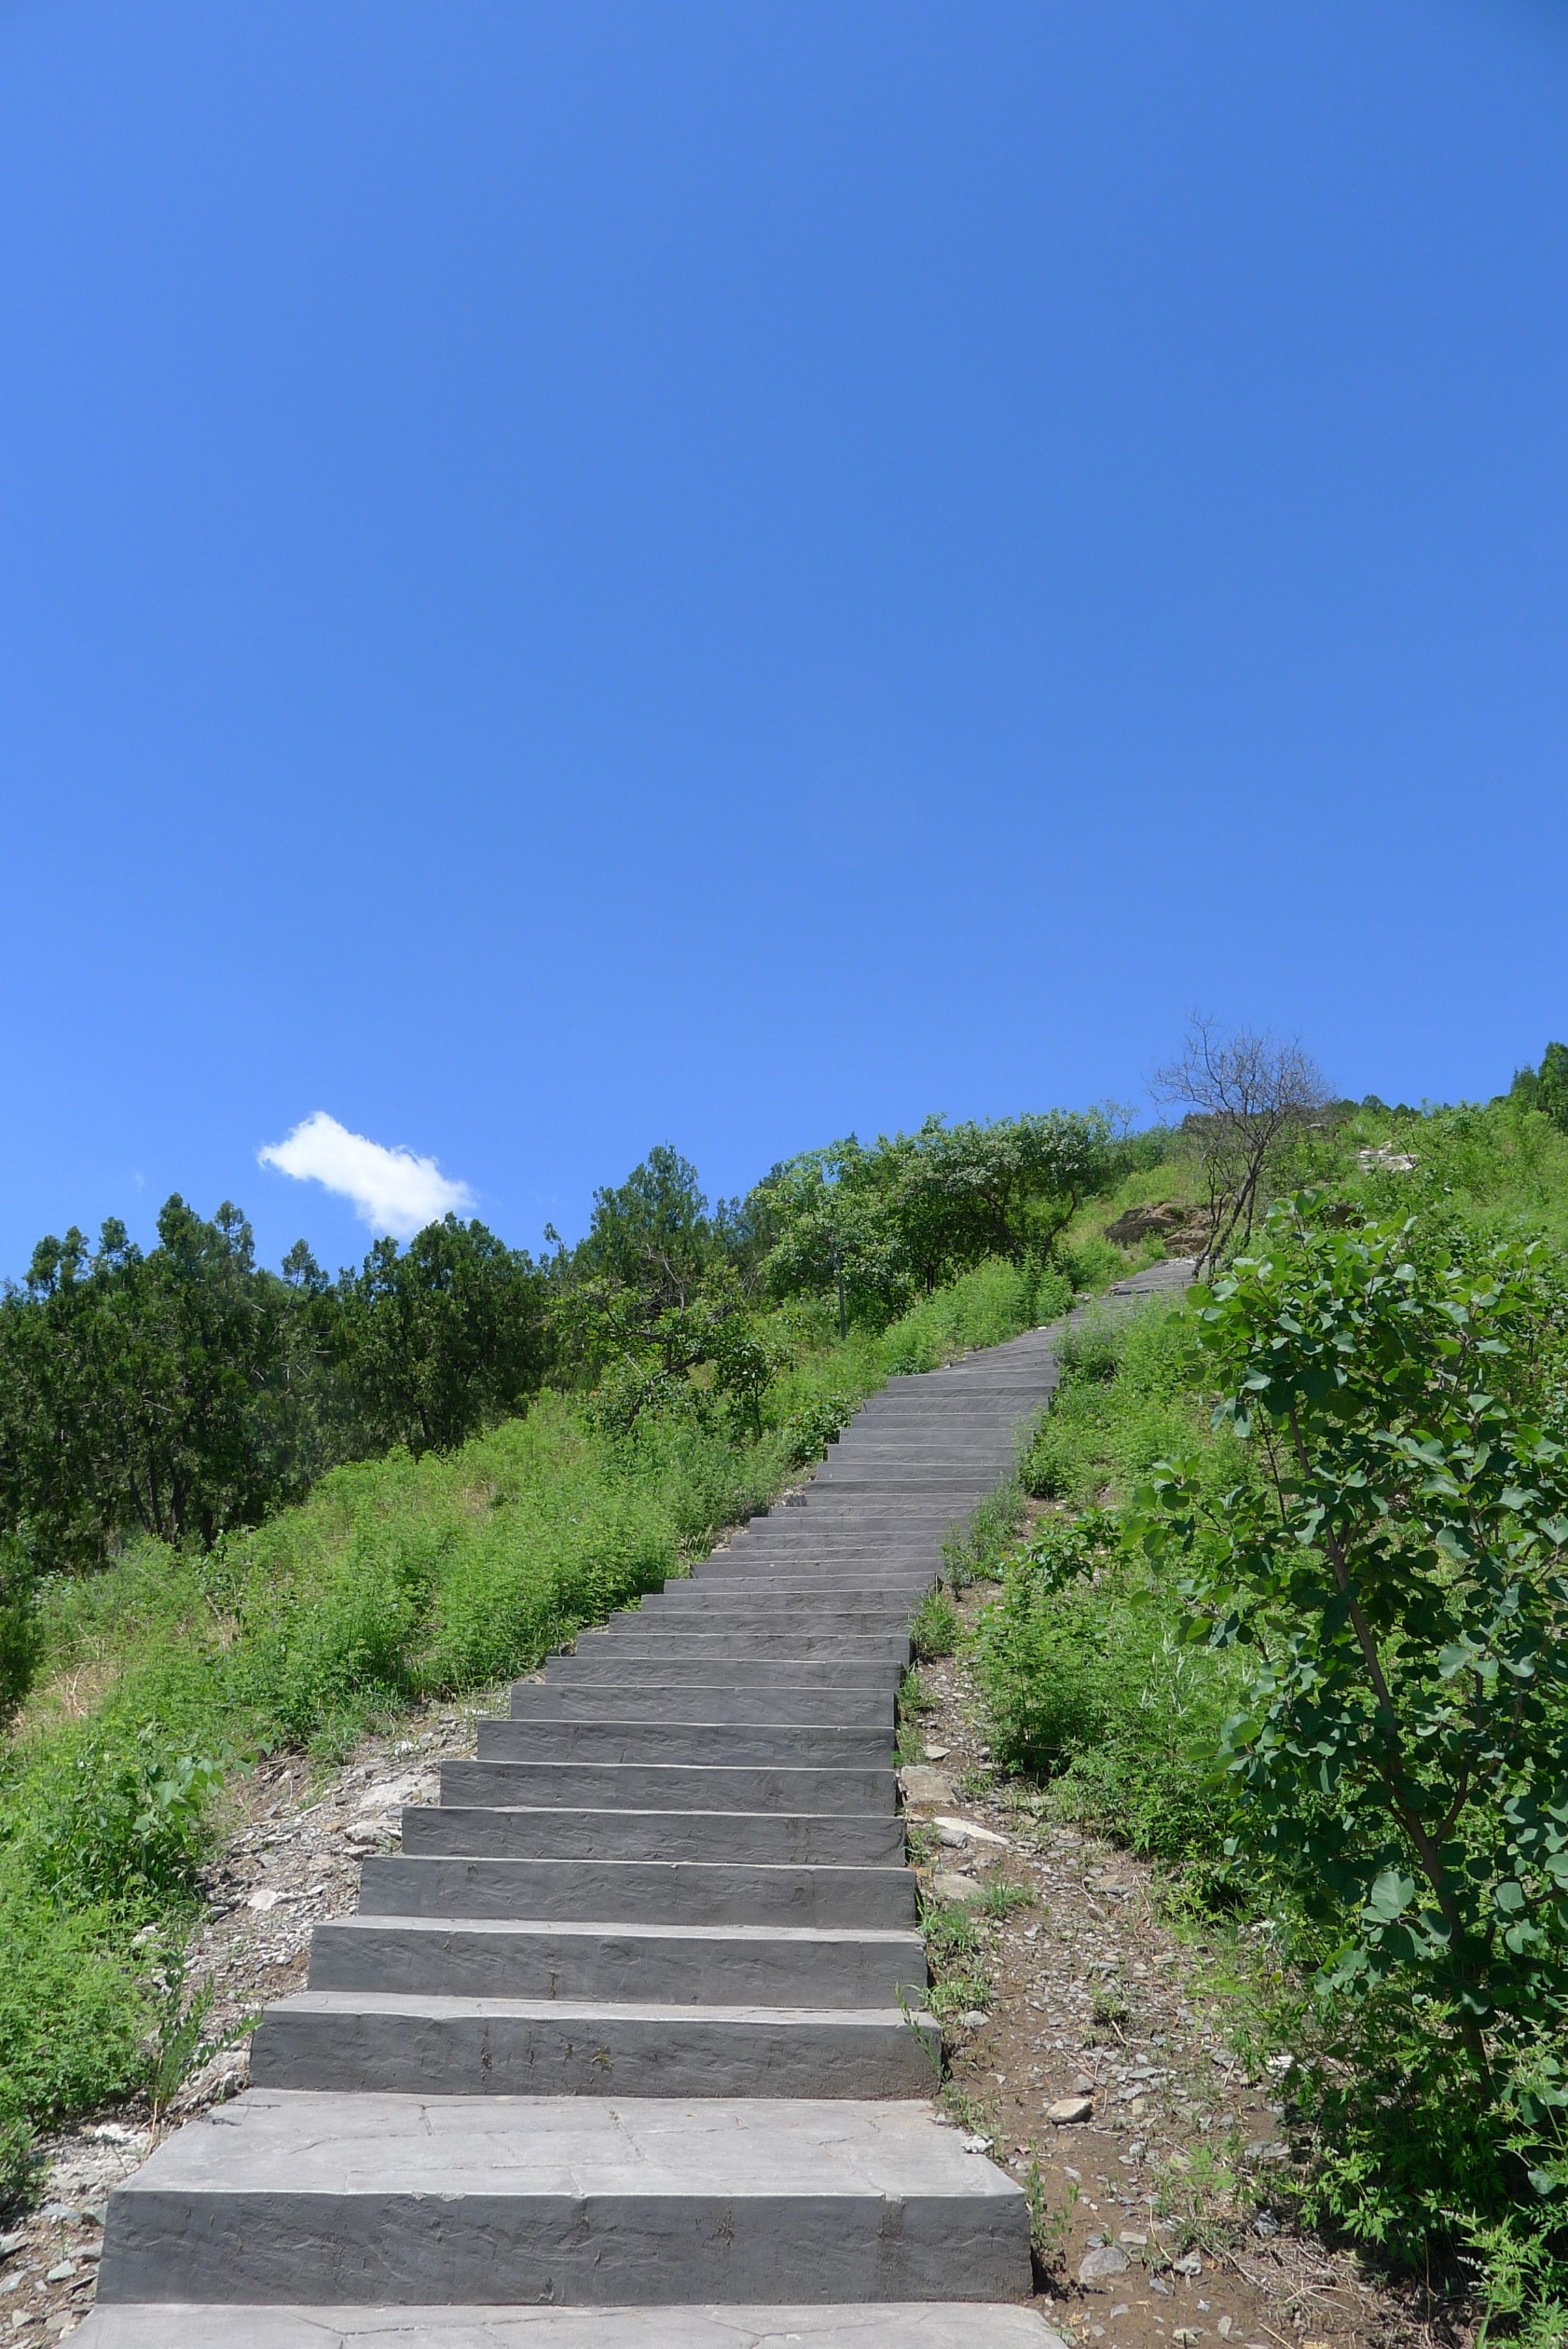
873, 1258, 1071, 1376
0, 1887, 152, 2123
1020, 1299, 1209, 1508
14, 1723, 224, 1909
1134, 1196, 1568, 2293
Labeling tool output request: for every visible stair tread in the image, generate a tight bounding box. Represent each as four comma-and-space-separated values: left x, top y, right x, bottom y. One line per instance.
105, 2090, 1022, 2201
76, 2301, 1062, 2345
322, 1916, 920, 1944
269, 1991, 926, 2025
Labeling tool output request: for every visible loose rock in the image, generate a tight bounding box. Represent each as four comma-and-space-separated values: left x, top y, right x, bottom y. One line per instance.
928, 1871, 983, 1903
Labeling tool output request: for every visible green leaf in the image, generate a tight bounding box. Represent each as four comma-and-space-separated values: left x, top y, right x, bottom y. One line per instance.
1365, 1868, 1415, 1923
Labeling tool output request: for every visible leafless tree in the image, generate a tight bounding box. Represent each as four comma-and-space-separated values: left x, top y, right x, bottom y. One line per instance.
1151, 1018, 1329, 1271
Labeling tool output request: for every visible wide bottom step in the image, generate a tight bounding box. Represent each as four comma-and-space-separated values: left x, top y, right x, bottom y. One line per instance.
76, 2301, 1064, 2347
96, 2092, 1031, 2307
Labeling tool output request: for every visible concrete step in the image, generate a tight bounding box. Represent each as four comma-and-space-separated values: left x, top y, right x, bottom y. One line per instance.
696, 1562, 937, 1580
681, 1576, 930, 1597
95, 2091, 1031, 2306
570, 1632, 910, 1662
475, 1721, 891, 1767
357, 1856, 918, 1926
400, 1806, 903, 1865
807, 1475, 996, 1491
438, 1761, 894, 1815
508, 1685, 895, 1725
728, 1521, 963, 1541
250, 1992, 940, 2097
543, 1657, 902, 1688
628, 1599, 915, 1624
687, 1576, 930, 1595
74, 2299, 1062, 2347
308, 1915, 928, 2006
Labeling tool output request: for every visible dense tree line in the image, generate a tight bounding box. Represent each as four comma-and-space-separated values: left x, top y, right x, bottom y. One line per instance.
0, 1110, 1139, 1608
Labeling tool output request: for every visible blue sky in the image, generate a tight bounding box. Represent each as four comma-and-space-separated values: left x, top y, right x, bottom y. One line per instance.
4, 1, 1567, 1274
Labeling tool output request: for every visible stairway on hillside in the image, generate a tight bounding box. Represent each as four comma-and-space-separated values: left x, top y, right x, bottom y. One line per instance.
77, 1263, 1190, 2348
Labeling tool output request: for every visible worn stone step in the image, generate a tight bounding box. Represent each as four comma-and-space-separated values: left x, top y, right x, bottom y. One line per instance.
438, 1761, 894, 1816
508, 1684, 895, 1725
357, 1855, 917, 1927
543, 1657, 901, 1688
308, 1915, 927, 2007
74, 2299, 1062, 2348
400, 1806, 903, 1865
647, 1579, 923, 1600
747, 1503, 958, 1521
94, 2092, 1031, 2307
723, 1526, 955, 1545
681, 1576, 930, 1598
475, 1720, 891, 1767
711, 1536, 942, 1556
807, 1473, 995, 1490
613, 1614, 911, 1641
569, 1631, 910, 1662
628, 1598, 914, 1624
250, 1992, 940, 2097
679, 1562, 930, 1583
722, 1529, 943, 1546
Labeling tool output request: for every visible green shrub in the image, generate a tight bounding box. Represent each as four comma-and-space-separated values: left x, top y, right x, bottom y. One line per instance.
875, 1259, 1070, 1375
13, 1721, 224, 1910
942, 1477, 1028, 1589
1020, 1299, 1209, 1508
973, 1510, 1245, 1882
0, 2074, 36, 2214
0, 1885, 152, 2122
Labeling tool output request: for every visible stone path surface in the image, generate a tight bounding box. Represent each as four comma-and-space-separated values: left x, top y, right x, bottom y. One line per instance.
77, 1265, 1188, 2347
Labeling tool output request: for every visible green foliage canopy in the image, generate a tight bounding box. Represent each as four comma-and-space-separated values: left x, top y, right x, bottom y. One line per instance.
752, 1110, 1114, 1325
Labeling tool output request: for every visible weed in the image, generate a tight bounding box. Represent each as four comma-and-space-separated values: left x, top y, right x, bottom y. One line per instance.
1025, 2153, 1078, 2270
144, 1936, 259, 2133
1091, 1981, 1131, 2027
1151, 2136, 1259, 2255
943, 1478, 1027, 1589
919, 1892, 996, 2016
976, 1877, 1034, 1919
910, 1587, 959, 1662
939, 2081, 994, 2140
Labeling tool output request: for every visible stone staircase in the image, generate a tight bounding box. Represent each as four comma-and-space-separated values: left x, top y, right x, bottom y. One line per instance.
78, 1268, 1186, 2347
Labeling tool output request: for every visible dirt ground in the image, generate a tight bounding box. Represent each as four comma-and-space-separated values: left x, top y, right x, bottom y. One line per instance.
912, 1584, 1466, 2349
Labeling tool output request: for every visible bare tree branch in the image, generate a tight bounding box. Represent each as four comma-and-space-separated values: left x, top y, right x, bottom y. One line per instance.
1151, 1016, 1328, 1270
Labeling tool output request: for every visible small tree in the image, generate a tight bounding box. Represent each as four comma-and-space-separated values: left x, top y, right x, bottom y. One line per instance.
1151, 1018, 1328, 1270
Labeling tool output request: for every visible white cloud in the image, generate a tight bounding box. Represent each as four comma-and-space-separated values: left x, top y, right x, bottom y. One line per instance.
258, 1112, 475, 1240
